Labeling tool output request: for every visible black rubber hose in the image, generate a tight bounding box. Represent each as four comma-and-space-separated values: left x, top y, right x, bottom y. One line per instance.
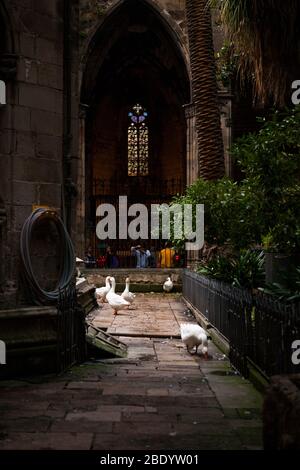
20, 208, 75, 304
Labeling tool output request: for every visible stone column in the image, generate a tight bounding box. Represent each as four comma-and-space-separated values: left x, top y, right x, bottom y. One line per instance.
184, 102, 200, 270
0, 205, 6, 293
76, 103, 88, 258
184, 103, 198, 186
218, 90, 233, 177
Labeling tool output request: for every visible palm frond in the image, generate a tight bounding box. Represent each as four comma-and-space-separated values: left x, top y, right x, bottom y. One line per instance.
211, 0, 300, 106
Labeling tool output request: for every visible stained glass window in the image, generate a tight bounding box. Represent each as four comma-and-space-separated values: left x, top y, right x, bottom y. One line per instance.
128, 104, 149, 176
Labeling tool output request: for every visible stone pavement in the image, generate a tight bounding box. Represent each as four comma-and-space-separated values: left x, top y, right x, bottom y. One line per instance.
0, 294, 263, 450
92, 292, 186, 337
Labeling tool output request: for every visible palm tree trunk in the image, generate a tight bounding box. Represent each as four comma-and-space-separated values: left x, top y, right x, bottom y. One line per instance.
186, 0, 224, 180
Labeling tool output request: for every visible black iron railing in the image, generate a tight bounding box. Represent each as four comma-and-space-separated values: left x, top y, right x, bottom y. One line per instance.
182, 269, 300, 378
57, 284, 86, 372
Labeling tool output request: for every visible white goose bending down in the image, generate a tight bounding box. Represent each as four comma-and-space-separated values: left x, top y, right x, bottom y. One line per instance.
95, 276, 111, 304
121, 277, 136, 307
106, 276, 130, 315
180, 323, 209, 359
163, 277, 173, 292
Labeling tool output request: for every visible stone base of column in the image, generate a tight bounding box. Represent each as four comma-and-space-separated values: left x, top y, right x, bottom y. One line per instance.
263, 374, 300, 449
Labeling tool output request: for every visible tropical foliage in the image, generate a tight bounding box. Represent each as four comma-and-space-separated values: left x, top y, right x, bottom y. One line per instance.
212, 0, 300, 105
198, 250, 265, 289
172, 177, 263, 250
215, 41, 239, 88
171, 107, 300, 255
232, 106, 300, 253
263, 266, 300, 302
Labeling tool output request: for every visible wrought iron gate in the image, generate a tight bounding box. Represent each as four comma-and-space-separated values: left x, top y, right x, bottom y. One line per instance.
56, 283, 87, 372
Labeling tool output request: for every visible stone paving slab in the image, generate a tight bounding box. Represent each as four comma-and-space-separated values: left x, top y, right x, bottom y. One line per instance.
0, 294, 263, 450
93, 293, 184, 337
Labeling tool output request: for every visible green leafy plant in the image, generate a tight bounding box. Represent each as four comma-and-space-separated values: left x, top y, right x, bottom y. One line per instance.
171, 177, 263, 250
263, 266, 300, 302
170, 108, 300, 258
198, 250, 265, 289
261, 232, 274, 252
198, 255, 234, 283
231, 250, 265, 289
215, 41, 239, 87
232, 107, 300, 254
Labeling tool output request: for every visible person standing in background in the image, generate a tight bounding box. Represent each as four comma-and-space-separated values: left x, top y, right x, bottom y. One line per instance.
148, 246, 156, 268
105, 245, 112, 268
159, 242, 175, 268
131, 244, 150, 268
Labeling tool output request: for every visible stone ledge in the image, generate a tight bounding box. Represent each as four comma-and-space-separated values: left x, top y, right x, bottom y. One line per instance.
0, 306, 58, 378
82, 268, 183, 293
0, 306, 56, 320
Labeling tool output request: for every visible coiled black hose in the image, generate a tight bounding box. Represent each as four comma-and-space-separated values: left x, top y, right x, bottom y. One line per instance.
20, 208, 75, 304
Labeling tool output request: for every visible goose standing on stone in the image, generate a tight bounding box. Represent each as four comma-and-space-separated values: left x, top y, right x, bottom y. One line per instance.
107, 276, 130, 315
163, 276, 173, 292
121, 277, 136, 308
180, 323, 209, 359
95, 276, 111, 304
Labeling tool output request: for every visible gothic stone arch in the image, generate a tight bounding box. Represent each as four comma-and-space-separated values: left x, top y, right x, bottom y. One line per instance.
76, 0, 192, 258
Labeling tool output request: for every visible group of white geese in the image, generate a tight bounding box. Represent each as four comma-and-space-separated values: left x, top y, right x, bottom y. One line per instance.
94, 275, 209, 358
95, 276, 174, 315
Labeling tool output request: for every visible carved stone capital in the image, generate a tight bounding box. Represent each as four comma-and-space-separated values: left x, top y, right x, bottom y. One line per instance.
183, 102, 196, 119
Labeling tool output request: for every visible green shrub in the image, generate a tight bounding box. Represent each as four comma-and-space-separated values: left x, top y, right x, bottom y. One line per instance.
198, 255, 234, 283
231, 250, 265, 289
232, 107, 300, 253
263, 266, 300, 302
170, 108, 300, 258
172, 178, 263, 250
198, 250, 265, 290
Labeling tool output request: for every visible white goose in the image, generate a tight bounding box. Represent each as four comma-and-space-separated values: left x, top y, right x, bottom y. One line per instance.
180, 323, 209, 359
95, 276, 111, 304
163, 277, 173, 292
121, 277, 136, 308
106, 276, 130, 315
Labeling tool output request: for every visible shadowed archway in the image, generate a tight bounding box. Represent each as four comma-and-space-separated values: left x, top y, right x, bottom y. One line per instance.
79, 0, 191, 264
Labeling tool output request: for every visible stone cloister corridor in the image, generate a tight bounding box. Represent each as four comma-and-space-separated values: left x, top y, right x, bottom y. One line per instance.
0, 294, 262, 450
1, 0, 299, 457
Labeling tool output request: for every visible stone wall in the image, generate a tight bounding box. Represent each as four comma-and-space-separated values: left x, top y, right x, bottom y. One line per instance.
263, 375, 300, 449
0, 0, 79, 308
